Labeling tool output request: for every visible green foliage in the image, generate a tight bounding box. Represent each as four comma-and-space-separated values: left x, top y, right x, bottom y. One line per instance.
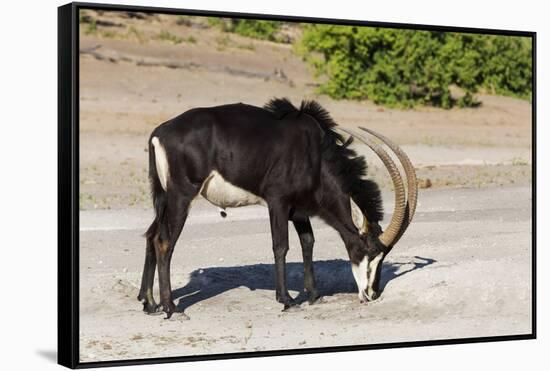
208, 17, 284, 42
127, 26, 148, 44
101, 30, 117, 39
156, 30, 183, 44
215, 35, 231, 51
176, 15, 192, 26
237, 42, 256, 51
85, 19, 97, 35
299, 25, 532, 108
79, 10, 90, 23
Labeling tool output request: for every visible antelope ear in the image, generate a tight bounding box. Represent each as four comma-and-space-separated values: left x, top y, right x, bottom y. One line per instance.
350, 198, 367, 234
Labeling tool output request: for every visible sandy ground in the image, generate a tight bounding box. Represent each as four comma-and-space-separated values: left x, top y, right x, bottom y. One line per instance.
77, 11, 533, 362
79, 186, 532, 362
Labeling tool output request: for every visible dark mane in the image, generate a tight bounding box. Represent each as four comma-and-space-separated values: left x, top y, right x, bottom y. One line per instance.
263, 97, 297, 119
263, 98, 383, 223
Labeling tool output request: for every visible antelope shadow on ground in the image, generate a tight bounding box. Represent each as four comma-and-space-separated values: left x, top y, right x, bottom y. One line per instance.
172, 256, 435, 311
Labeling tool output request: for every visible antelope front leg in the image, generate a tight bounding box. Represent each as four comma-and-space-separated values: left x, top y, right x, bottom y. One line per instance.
292, 215, 321, 304
269, 202, 296, 310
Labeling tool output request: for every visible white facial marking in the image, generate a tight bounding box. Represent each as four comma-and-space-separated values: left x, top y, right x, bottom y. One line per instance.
351, 256, 369, 301
350, 198, 366, 234
200, 170, 267, 209
366, 253, 384, 299
151, 136, 170, 191
351, 263, 360, 290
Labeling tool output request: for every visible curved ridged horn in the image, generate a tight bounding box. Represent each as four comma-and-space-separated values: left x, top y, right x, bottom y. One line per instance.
339, 128, 407, 248
359, 127, 418, 229
358, 127, 418, 247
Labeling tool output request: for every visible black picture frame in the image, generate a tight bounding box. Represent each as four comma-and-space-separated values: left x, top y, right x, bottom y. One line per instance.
58, 2, 537, 368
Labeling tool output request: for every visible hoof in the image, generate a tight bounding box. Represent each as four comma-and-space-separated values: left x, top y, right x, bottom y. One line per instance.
276, 292, 295, 305
308, 295, 324, 305
161, 302, 175, 319
307, 291, 322, 305
161, 302, 188, 320
142, 301, 162, 315
281, 299, 301, 312
146, 307, 164, 316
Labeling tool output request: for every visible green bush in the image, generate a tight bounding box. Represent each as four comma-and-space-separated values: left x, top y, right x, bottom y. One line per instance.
156, 30, 183, 44
299, 25, 532, 108
208, 18, 284, 42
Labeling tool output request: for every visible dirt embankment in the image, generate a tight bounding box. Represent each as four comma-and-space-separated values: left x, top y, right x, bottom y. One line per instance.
78, 11, 532, 210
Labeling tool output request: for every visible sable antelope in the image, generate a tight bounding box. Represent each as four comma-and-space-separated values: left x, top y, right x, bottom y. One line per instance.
137, 98, 418, 319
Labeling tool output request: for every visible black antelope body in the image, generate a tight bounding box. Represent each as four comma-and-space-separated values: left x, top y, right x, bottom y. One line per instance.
137, 98, 418, 319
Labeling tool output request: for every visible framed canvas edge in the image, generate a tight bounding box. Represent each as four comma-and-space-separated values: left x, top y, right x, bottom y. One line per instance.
57, 1, 537, 369
58, 2, 80, 369
75, 334, 535, 369
531, 32, 537, 340
72, 1, 536, 36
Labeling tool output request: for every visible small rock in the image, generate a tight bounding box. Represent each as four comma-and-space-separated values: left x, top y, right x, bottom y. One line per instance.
418, 178, 432, 189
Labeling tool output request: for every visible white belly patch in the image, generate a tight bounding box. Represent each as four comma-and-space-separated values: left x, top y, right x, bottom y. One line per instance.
200, 170, 267, 209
